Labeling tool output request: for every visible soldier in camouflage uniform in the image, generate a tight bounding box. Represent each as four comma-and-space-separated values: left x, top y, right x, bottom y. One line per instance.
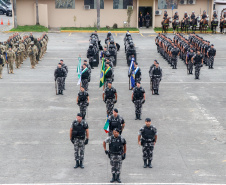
0, 53, 5, 79
28, 42, 38, 69
103, 82, 117, 116
13, 42, 21, 69
150, 61, 162, 95
138, 118, 157, 168
207, 44, 216, 69
70, 113, 89, 169
6, 47, 16, 74
19, 40, 25, 66
103, 128, 127, 183
77, 86, 89, 119
132, 81, 145, 120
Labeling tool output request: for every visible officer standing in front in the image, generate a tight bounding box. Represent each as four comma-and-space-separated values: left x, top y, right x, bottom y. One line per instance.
151, 61, 162, 95
108, 108, 125, 136
207, 44, 216, 69
132, 81, 145, 120
103, 82, 117, 116
54, 63, 67, 95
192, 50, 203, 80
77, 86, 89, 119
103, 128, 127, 183
138, 118, 157, 168
70, 113, 89, 169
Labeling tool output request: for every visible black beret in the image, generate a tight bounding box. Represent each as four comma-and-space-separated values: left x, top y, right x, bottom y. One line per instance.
113, 108, 118, 113
77, 113, 82, 117
145, 118, 151, 122
113, 128, 120, 133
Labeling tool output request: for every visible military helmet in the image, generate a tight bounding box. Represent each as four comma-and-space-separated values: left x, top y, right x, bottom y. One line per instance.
203, 10, 206, 13
89, 44, 93, 48
30, 41, 34, 45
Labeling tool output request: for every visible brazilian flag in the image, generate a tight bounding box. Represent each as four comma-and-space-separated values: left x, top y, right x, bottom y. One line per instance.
99, 58, 105, 88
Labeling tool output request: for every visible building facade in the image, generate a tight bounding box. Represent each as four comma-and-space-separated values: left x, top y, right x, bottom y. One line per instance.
12, 0, 215, 28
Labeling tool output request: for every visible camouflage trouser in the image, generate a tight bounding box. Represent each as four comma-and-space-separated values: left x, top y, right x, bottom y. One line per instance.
195, 64, 201, 79
110, 154, 122, 175
208, 56, 214, 68
19, 52, 24, 64
142, 142, 155, 160
135, 78, 141, 85
134, 100, 142, 114
29, 55, 36, 67
106, 99, 114, 116
105, 78, 113, 87
152, 77, 161, 90
15, 57, 20, 68
187, 61, 193, 73
8, 60, 14, 70
73, 138, 85, 161
81, 79, 89, 91
0, 65, 3, 75
171, 56, 177, 68
79, 101, 88, 118
56, 77, 64, 91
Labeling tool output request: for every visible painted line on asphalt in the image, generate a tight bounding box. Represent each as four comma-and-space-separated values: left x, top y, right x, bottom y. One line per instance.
4, 183, 226, 185
69, 33, 71, 36
1, 82, 226, 84
140, 33, 144, 37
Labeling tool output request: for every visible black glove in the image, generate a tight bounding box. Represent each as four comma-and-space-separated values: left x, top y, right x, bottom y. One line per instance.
71, 139, 74, 144
84, 138, 89, 145
142, 100, 145, 104
87, 102, 89, 106
114, 99, 117, 104
105, 150, 109, 155
2, 64, 4, 67
122, 153, 126, 160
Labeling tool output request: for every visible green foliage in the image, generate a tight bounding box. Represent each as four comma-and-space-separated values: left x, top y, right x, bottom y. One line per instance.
10, 25, 48, 32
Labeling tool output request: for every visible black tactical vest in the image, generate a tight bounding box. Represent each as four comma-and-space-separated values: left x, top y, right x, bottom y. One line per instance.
133, 87, 144, 100
72, 121, 86, 139
105, 88, 115, 99
109, 116, 121, 131
78, 92, 88, 102
109, 136, 123, 154
142, 126, 156, 140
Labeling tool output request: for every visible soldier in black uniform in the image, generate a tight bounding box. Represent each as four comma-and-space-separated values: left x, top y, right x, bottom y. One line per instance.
145, 12, 151, 28
108, 108, 125, 136
132, 81, 145, 120
133, 62, 141, 85
103, 82, 117, 116
138, 118, 157, 168
81, 63, 90, 91
151, 61, 162, 95
87, 44, 95, 69
83, 60, 92, 82
207, 44, 216, 69
186, 48, 195, 74
171, 45, 180, 69
103, 128, 127, 183
54, 63, 67, 95
161, 10, 168, 25
104, 62, 113, 87
192, 51, 203, 79
211, 10, 218, 31
77, 86, 89, 119
70, 113, 89, 169
60, 59, 68, 90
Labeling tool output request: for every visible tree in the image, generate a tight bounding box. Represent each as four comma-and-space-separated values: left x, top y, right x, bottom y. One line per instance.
12, 0, 17, 28
36, 0, 40, 25
96, 0, 100, 30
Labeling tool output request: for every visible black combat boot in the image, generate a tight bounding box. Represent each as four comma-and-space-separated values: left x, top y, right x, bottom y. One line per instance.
61, 90, 64, 95
143, 159, 147, 168
156, 90, 159, 95
116, 174, 121, 183
135, 114, 138, 120
110, 174, 115, 183
138, 114, 142, 120
80, 160, 84, 168
58, 90, 61, 95
74, 160, 80, 169
148, 160, 153, 168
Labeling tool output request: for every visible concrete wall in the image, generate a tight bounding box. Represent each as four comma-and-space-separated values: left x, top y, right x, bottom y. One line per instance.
16, 0, 138, 28
215, 3, 226, 22
154, 0, 214, 27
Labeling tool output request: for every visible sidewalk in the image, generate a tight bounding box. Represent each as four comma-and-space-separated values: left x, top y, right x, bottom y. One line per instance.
139, 27, 155, 33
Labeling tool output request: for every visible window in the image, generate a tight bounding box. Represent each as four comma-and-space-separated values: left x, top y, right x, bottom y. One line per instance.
113, 0, 133, 9
84, 0, 104, 9
55, 0, 75, 9
158, 0, 178, 9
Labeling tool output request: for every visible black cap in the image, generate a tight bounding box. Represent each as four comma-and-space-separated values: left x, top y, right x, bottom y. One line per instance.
60, 59, 63, 62
145, 118, 151, 122
81, 86, 85, 89
211, 44, 214, 46
113, 128, 120, 133
135, 62, 138, 65
113, 108, 118, 113
137, 81, 141, 84
156, 61, 159, 64
154, 60, 157, 62
84, 60, 87, 62
58, 63, 62, 65
106, 62, 110, 65
108, 81, 112, 84
77, 113, 82, 117
83, 63, 87, 66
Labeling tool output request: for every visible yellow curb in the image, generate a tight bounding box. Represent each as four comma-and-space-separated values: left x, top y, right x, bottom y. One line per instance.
61, 30, 139, 33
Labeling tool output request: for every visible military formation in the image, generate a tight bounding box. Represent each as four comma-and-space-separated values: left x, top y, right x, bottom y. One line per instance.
68, 31, 159, 183
155, 33, 216, 79
0, 32, 48, 79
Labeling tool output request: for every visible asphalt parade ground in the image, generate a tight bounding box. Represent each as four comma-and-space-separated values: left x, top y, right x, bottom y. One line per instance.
0, 32, 226, 184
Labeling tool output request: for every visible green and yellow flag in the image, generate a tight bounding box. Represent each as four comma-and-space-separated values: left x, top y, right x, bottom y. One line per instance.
99, 58, 105, 88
